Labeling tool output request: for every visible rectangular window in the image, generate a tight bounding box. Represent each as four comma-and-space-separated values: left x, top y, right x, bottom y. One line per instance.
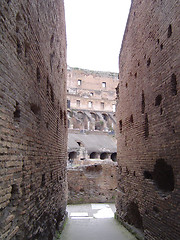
88, 101, 92, 108
102, 82, 106, 88
119, 120, 122, 133
101, 102, 104, 109
112, 104, 116, 112
78, 79, 82, 86
76, 100, 80, 107
67, 100, 70, 108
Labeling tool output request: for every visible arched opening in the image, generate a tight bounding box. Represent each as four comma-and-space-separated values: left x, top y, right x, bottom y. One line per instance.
90, 152, 99, 159
68, 151, 77, 160
90, 112, 99, 121
100, 152, 109, 160
102, 113, 108, 121
77, 111, 84, 120
67, 110, 72, 117
111, 152, 117, 162
95, 121, 104, 131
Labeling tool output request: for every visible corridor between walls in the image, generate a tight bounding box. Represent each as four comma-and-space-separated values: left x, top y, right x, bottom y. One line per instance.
58, 204, 137, 240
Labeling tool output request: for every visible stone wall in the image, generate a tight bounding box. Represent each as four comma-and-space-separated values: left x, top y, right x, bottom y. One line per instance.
0, 1, 67, 239
116, 0, 180, 239
68, 132, 117, 163
67, 67, 118, 132
67, 109, 116, 132
67, 67, 118, 112
68, 161, 118, 204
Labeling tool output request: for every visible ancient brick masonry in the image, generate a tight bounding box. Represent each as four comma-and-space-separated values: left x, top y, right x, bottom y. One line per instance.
68, 161, 118, 204
0, 0, 67, 239
116, 0, 180, 239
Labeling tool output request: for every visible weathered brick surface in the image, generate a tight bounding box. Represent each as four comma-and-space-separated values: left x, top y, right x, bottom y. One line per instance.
68, 161, 118, 204
0, 1, 67, 239
67, 67, 118, 112
116, 0, 180, 239
67, 67, 118, 132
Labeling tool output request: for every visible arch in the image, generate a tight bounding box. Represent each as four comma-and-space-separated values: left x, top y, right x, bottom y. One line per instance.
100, 152, 109, 160
90, 152, 99, 159
68, 151, 77, 160
77, 111, 84, 114
102, 113, 108, 121
111, 152, 117, 162
95, 121, 104, 131
77, 111, 84, 119
67, 110, 73, 117
90, 112, 98, 121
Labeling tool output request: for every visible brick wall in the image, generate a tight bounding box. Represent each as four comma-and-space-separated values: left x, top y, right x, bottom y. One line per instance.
68, 161, 117, 204
0, 0, 67, 239
116, 0, 180, 239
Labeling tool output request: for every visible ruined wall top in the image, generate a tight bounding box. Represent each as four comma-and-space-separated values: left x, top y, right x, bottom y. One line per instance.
68, 66, 118, 78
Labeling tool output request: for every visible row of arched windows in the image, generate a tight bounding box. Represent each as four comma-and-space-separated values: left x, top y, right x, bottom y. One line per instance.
68, 152, 117, 162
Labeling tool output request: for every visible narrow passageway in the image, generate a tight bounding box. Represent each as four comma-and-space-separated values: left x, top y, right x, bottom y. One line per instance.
59, 204, 136, 240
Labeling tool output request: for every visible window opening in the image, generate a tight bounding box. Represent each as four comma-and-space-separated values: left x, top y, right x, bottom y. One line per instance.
76, 100, 80, 107
112, 104, 116, 112
78, 79, 82, 86
88, 101, 93, 108
101, 102, 104, 109
90, 152, 98, 159
102, 82, 106, 88
67, 99, 70, 108
111, 153, 117, 162
119, 120, 122, 133
100, 152, 108, 160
